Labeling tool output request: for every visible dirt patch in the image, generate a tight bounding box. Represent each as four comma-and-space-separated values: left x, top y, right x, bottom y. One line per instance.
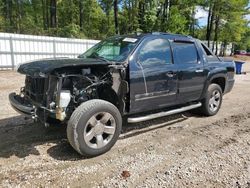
0, 59, 250, 187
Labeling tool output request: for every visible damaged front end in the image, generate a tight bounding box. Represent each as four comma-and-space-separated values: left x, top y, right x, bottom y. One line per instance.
9, 63, 129, 125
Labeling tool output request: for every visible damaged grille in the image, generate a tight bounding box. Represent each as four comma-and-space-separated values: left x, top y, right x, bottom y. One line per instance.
25, 76, 46, 104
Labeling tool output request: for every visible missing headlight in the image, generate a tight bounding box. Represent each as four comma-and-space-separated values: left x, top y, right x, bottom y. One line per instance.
59, 90, 71, 108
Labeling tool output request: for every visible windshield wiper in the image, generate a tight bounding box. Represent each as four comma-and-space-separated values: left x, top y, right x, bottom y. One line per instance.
95, 56, 110, 63
89, 52, 110, 63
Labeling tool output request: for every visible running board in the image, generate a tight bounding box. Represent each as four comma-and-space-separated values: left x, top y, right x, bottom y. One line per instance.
127, 102, 202, 123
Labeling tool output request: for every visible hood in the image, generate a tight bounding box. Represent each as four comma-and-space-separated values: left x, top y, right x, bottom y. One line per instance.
18, 58, 111, 76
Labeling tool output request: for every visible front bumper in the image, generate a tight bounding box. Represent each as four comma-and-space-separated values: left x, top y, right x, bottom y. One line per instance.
9, 92, 65, 122
9, 92, 34, 116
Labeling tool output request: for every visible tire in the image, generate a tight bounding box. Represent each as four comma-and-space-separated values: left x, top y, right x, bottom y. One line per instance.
67, 99, 122, 157
200, 83, 223, 116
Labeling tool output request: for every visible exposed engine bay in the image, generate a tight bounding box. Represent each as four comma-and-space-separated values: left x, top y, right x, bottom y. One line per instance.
20, 65, 129, 124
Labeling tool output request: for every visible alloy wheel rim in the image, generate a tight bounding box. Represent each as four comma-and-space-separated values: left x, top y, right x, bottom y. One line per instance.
84, 112, 116, 149
209, 90, 221, 112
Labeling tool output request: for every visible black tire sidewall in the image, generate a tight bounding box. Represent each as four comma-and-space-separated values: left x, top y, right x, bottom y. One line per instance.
70, 100, 122, 156
203, 84, 223, 116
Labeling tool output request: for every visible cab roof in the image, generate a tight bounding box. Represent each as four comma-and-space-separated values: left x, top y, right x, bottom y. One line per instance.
118, 32, 195, 43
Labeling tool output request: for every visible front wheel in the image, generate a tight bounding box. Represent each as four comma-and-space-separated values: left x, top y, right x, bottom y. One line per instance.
67, 99, 122, 157
200, 83, 223, 116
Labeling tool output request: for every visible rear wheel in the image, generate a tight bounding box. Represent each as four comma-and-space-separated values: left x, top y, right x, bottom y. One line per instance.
67, 99, 122, 157
201, 83, 222, 116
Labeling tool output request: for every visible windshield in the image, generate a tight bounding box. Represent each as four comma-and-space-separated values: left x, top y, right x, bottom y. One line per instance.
78, 36, 139, 62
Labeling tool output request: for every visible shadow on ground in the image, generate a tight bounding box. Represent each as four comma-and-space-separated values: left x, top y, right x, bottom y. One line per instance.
0, 115, 67, 158
0, 112, 197, 160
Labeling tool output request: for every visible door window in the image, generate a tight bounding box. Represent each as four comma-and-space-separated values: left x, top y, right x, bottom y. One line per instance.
173, 42, 198, 64
137, 38, 172, 67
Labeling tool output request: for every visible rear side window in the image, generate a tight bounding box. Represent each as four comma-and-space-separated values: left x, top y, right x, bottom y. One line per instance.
172, 42, 198, 64
137, 38, 172, 66
201, 43, 213, 56
200, 43, 218, 62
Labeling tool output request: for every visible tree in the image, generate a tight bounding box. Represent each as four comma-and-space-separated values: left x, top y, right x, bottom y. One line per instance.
50, 0, 57, 28
206, 0, 214, 48
79, 0, 84, 31
3, 0, 14, 32
113, 0, 119, 34
41, 0, 49, 30
0, 0, 248, 51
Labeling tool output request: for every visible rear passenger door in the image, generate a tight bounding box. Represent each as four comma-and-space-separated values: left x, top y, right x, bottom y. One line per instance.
172, 41, 206, 103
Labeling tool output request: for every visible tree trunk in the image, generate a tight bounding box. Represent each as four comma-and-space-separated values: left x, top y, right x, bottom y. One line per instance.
79, 0, 84, 31
42, 0, 47, 29
206, 2, 214, 48
162, 0, 166, 26
189, 6, 195, 36
131, 0, 135, 32
138, 1, 145, 31
45, 0, 49, 29
223, 42, 227, 56
213, 15, 219, 55
50, 0, 57, 28
161, 0, 170, 30
219, 43, 224, 56
32, 1, 38, 26
214, 39, 218, 56
4, 0, 13, 32
166, 0, 170, 21
212, 40, 215, 52
114, 0, 119, 34
230, 43, 234, 56
128, 0, 131, 32
16, 0, 22, 33
206, 3, 211, 41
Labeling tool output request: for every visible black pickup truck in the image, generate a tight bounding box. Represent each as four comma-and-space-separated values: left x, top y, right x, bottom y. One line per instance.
9, 33, 235, 156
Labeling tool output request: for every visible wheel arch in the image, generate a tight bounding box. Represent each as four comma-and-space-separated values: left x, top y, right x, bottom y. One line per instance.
200, 73, 227, 99
97, 85, 123, 113
210, 76, 226, 93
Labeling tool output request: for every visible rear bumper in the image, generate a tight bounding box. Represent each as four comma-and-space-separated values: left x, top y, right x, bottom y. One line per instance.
9, 92, 34, 116
224, 79, 235, 94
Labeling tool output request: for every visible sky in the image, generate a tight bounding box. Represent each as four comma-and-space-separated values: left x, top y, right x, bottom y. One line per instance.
195, 6, 208, 27
195, 3, 250, 27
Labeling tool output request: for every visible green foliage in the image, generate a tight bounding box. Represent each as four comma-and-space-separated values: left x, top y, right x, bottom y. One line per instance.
236, 28, 250, 51
202, 0, 249, 54
141, 5, 157, 32
163, 6, 188, 34
214, 0, 248, 43
0, 0, 248, 50
57, 24, 85, 38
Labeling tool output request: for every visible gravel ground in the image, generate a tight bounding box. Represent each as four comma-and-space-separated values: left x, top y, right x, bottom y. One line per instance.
0, 57, 250, 187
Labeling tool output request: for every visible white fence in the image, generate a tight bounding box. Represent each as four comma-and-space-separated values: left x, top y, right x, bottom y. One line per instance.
0, 32, 234, 70
0, 33, 99, 69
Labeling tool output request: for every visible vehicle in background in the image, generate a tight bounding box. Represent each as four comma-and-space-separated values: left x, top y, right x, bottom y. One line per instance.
234, 50, 247, 55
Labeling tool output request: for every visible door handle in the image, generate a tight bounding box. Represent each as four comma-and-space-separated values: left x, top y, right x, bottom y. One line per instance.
166, 71, 175, 77
195, 69, 204, 73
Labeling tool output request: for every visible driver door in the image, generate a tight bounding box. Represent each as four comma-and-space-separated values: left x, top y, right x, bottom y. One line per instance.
129, 36, 178, 114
